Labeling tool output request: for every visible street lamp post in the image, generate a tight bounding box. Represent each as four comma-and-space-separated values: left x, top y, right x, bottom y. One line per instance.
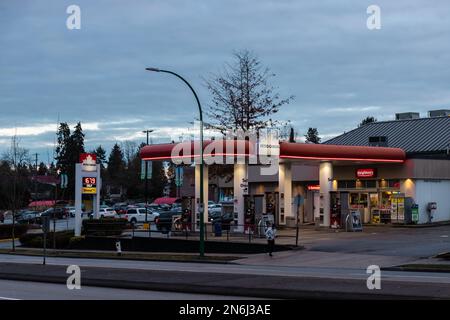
142, 129, 154, 223
145, 67, 205, 257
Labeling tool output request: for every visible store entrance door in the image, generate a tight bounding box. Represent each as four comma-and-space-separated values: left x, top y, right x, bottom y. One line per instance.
349, 192, 370, 223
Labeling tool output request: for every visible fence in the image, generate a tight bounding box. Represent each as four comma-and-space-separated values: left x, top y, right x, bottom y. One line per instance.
116, 220, 291, 245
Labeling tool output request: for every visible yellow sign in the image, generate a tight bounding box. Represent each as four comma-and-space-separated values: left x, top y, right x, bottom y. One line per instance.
82, 187, 97, 194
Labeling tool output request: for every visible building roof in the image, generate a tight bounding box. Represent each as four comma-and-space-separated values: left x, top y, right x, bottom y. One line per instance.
140, 140, 406, 163
324, 116, 450, 154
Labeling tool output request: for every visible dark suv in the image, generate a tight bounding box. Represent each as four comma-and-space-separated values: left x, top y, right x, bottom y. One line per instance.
40, 207, 68, 219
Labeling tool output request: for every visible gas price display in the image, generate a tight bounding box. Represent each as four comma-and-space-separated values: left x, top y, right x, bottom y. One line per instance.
82, 177, 97, 194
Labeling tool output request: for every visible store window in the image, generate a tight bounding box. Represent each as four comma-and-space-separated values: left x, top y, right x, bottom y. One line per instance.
350, 193, 368, 207
379, 179, 400, 189
337, 180, 356, 189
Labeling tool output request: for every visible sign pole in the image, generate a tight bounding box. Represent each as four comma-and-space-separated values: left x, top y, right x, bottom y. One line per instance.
43, 217, 47, 265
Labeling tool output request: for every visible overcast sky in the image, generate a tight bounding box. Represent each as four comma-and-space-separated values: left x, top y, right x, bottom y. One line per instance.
1, 0, 449, 162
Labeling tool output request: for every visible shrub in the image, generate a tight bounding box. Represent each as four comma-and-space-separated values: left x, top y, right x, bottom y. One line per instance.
0, 224, 28, 239
19, 230, 74, 248
82, 218, 128, 237
68, 236, 84, 248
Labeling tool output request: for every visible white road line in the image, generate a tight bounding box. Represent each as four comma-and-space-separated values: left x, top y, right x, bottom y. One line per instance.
0, 296, 20, 300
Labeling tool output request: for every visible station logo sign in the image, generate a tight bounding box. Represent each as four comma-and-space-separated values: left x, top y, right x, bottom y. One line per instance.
356, 168, 377, 178
80, 153, 97, 172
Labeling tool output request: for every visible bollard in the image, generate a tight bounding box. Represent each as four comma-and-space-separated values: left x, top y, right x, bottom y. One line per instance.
115, 240, 122, 256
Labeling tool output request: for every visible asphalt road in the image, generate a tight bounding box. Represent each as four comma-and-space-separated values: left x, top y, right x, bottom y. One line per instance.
303, 225, 450, 258
0, 279, 260, 300
0, 253, 449, 285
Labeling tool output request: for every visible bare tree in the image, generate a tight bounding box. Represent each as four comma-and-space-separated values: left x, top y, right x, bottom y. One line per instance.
2, 135, 30, 251
121, 140, 138, 167
204, 50, 294, 134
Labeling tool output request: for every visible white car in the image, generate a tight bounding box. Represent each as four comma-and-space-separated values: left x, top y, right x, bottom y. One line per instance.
209, 204, 222, 214
125, 208, 159, 224
89, 208, 117, 219
65, 206, 76, 217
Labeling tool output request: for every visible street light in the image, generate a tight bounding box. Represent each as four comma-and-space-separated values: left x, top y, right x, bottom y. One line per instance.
145, 67, 205, 257
143, 129, 154, 223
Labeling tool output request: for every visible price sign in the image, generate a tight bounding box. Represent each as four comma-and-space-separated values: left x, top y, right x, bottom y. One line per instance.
82, 177, 97, 194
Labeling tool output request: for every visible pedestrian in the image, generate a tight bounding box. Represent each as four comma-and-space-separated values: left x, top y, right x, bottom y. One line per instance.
265, 222, 275, 256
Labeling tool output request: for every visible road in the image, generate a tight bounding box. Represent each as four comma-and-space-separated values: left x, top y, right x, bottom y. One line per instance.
0, 253, 449, 285
0, 279, 259, 300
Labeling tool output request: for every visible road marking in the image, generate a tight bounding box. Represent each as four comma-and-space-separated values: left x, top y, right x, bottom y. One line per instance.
0, 296, 20, 300
440, 235, 448, 238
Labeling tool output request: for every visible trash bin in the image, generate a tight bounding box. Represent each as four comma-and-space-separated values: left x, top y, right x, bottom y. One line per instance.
214, 221, 222, 236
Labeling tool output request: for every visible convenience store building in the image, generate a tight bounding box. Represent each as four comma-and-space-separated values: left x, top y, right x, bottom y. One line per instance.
140, 111, 450, 229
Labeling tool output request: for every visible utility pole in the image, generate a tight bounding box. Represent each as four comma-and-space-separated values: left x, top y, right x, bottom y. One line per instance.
33, 153, 39, 201
142, 129, 154, 223
145, 67, 205, 257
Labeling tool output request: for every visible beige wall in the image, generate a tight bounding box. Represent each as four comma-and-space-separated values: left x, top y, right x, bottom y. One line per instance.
333, 159, 450, 180
248, 164, 319, 182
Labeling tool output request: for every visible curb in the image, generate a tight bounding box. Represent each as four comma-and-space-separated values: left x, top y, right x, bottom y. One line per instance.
382, 266, 450, 273
0, 250, 240, 264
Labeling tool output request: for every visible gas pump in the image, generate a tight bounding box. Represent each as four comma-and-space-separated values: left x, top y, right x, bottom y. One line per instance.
244, 196, 255, 234
181, 196, 194, 231
330, 192, 341, 228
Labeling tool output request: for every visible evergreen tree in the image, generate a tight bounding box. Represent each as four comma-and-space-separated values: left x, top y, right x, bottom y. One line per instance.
107, 143, 126, 182
55, 122, 71, 170
37, 162, 48, 175
359, 116, 377, 127
149, 161, 167, 199
54, 122, 85, 199
305, 127, 321, 144
289, 127, 296, 143
93, 145, 107, 169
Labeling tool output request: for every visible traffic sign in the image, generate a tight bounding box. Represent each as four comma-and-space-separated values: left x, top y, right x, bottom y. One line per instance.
140, 160, 152, 180
175, 166, 183, 186
60, 173, 68, 189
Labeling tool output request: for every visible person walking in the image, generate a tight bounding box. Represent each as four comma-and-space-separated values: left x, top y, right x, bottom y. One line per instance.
265, 222, 276, 256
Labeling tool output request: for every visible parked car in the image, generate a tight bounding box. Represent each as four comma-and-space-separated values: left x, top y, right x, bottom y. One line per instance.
89, 208, 117, 219
40, 207, 68, 219
207, 201, 216, 208
209, 204, 222, 214
64, 206, 76, 217
17, 210, 41, 224
113, 203, 129, 216
124, 208, 159, 224
211, 212, 234, 230
155, 209, 183, 233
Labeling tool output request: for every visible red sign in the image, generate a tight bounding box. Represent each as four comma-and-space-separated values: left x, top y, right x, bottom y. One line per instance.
82, 177, 96, 187
307, 185, 321, 191
79, 153, 96, 163
356, 168, 377, 178
79, 153, 97, 172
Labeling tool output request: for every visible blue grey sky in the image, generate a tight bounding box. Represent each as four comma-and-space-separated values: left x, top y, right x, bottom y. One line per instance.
1, 0, 450, 161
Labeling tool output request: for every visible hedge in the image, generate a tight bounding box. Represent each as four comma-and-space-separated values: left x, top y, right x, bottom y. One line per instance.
19, 230, 74, 248
0, 224, 28, 239
82, 218, 128, 237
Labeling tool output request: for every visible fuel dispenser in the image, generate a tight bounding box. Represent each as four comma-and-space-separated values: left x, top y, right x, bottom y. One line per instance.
330, 192, 341, 229
244, 196, 256, 234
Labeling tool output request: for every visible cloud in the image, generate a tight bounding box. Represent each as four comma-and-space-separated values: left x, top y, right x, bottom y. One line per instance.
1, 0, 450, 157
328, 106, 382, 113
